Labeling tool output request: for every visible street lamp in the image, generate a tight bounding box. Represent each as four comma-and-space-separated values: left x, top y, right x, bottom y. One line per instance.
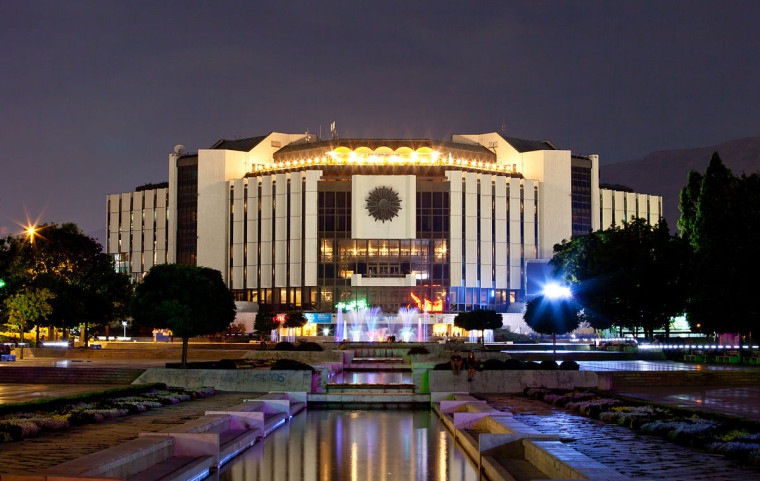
122, 321, 127, 339
543, 282, 572, 300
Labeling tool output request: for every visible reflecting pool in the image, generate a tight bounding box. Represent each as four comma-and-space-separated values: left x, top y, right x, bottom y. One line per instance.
220, 410, 478, 481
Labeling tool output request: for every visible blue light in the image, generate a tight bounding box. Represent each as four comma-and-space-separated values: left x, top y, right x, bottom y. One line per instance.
543, 282, 571, 299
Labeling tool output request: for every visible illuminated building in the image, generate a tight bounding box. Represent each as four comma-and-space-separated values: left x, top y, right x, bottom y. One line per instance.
106, 131, 660, 328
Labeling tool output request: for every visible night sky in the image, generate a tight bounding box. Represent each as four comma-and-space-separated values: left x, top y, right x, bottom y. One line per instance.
1, 1, 758, 239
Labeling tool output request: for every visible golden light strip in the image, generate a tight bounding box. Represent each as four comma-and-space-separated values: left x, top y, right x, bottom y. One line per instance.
254, 150, 515, 174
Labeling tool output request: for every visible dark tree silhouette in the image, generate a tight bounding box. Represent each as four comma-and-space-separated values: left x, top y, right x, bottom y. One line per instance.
524, 295, 581, 361
132, 264, 236, 368
453, 309, 502, 345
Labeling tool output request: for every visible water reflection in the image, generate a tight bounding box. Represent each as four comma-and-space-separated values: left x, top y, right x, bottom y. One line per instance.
220, 410, 477, 481
334, 371, 412, 384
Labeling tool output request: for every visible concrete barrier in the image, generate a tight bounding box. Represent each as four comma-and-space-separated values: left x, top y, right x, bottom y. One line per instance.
432, 394, 636, 481
428, 369, 599, 393
133, 368, 316, 392
37, 435, 216, 481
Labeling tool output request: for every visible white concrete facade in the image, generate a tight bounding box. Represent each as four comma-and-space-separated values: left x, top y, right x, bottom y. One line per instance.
106, 131, 662, 314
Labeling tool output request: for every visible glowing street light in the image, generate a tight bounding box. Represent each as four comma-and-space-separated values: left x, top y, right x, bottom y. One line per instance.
543, 282, 572, 300
25, 225, 37, 243
122, 321, 128, 338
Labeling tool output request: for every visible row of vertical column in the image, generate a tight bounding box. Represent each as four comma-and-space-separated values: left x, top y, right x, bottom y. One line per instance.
106, 188, 168, 276
229, 171, 320, 290
446, 171, 537, 292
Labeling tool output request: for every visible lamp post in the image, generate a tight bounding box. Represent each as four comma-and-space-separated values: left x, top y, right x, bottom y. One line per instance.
122, 321, 127, 339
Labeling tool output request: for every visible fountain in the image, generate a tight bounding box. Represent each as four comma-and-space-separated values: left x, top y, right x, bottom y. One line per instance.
468, 329, 494, 343
397, 307, 419, 342
334, 302, 432, 342
334, 305, 385, 342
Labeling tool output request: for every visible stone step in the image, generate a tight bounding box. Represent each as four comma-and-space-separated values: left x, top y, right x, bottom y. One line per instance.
345, 363, 411, 372
308, 392, 430, 408
0, 367, 146, 385
352, 357, 406, 363
326, 383, 416, 394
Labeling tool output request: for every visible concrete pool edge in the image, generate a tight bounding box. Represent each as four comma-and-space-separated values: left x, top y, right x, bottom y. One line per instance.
431, 392, 645, 481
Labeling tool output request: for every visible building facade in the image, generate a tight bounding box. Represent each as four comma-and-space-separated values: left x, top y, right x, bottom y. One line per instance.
106, 131, 661, 322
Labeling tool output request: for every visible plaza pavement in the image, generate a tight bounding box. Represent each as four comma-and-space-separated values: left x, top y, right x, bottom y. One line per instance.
0, 357, 759, 477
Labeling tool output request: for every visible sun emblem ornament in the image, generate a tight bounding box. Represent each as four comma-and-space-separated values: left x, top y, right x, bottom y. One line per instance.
365, 186, 402, 223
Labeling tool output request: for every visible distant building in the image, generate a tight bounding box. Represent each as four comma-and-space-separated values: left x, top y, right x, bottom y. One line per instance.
106, 131, 660, 333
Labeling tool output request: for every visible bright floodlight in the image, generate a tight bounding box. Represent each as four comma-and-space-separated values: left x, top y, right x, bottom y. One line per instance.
543, 282, 572, 299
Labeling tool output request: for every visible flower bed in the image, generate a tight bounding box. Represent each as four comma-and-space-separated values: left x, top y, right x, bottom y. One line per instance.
524, 387, 760, 465
0, 386, 215, 442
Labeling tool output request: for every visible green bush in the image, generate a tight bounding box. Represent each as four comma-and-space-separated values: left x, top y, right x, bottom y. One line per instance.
274, 341, 296, 351
481, 359, 506, 370
503, 359, 525, 370
407, 346, 430, 355
540, 360, 558, 370
559, 360, 580, 370
296, 342, 323, 351
270, 359, 315, 371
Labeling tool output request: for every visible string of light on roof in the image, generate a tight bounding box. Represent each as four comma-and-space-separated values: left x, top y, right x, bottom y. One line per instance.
253, 149, 517, 174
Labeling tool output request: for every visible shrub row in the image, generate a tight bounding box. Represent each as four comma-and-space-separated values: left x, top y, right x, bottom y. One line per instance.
0, 386, 216, 443
524, 387, 760, 465
433, 359, 580, 371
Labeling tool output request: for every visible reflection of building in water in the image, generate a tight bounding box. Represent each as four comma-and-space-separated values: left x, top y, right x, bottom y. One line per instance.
107, 132, 660, 321
219, 410, 477, 480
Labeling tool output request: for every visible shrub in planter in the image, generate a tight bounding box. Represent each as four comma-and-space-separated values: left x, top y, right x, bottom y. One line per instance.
540, 360, 558, 370
481, 358, 506, 370
407, 346, 430, 355
559, 360, 580, 371
574, 398, 623, 418
707, 441, 760, 464
296, 342, 323, 351
0, 421, 27, 441
270, 359, 315, 371
523, 361, 541, 370
641, 419, 720, 447
504, 359, 525, 370
600, 406, 662, 429
274, 341, 296, 351
524, 387, 551, 399
544, 390, 592, 407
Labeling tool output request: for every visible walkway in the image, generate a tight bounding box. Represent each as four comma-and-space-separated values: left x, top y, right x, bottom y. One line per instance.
0, 391, 258, 475
578, 360, 760, 371
575, 360, 760, 421
483, 394, 760, 481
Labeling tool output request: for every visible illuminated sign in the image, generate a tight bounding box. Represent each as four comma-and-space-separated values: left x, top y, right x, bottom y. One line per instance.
410, 292, 443, 312
335, 299, 368, 311
304, 313, 333, 324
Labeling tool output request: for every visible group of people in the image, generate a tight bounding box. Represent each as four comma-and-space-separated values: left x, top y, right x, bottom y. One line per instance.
450, 350, 479, 381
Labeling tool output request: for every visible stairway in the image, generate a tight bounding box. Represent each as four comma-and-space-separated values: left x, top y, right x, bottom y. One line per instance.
0, 367, 146, 385
308, 349, 429, 407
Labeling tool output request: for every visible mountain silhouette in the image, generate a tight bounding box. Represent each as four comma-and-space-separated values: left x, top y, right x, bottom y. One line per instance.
601, 136, 760, 232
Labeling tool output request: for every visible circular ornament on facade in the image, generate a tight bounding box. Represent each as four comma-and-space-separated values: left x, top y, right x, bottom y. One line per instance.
365, 186, 402, 223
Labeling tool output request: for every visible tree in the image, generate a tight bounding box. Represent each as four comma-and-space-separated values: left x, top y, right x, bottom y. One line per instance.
283, 311, 307, 329
678, 153, 760, 345
453, 309, 502, 345
4, 287, 54, 357
0, 223, 133, 344
131, 264, 236, 368
524, 295, 581, 360
551, 218, 688, 339
254, 307, 278, 341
